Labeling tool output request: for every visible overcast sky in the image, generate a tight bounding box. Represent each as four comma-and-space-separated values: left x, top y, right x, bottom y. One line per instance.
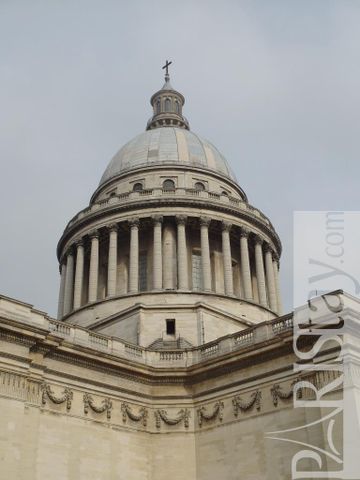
0, 1, 359, 317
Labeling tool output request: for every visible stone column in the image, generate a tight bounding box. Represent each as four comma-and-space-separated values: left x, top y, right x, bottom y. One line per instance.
254, 236, 267, 307
73, 239, 84, 310
177, 215, 188, 290
88, 230, 99, 303
129, 218, 140, 293
273, 254, 283, 314
107, 224, 118, 297
265, 244, 278, 312
240, 227, 253, 300
57, 262, 66, 319
200, 217, 212, 292
63, 249, 75, 316
163, 222, 176, 290
222, 221, 234, 296
152, 215, 163, 290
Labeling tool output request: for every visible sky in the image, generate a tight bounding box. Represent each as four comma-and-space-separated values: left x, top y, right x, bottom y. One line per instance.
0, 0, 359, 317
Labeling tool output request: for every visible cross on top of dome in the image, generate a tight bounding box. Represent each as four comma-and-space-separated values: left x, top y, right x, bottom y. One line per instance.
146, 61, 189, 131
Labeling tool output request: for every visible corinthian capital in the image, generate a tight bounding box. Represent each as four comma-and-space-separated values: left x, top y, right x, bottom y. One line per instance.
89, 229, 99, 240
108, 223, 118, 233
253, 234, 264, 246
176, 215, 187, 226
222, 221, 232, 232
129, 217, 140, 228
240, 226, 250, 238
200, 216, 211, 228
152, 215, 163, 225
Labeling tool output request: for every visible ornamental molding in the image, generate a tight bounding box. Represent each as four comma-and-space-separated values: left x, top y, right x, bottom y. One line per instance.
197, 401, 224, 427
152, 215, 164, 225
155, 408, 190, 429
232, 390, 261, 416
83, 393, 113, 419
176, 214, 187, 225
41, 383, 73, 411
240, 227, 250, 238
108, 223, 119, 232
121, 402, 148, 426
199, 216, 211, 227
271, 380, 303, 407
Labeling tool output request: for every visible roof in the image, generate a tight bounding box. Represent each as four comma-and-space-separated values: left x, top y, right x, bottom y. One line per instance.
99, 127, 237, 186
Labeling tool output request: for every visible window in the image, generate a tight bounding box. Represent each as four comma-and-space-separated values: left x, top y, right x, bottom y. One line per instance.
139, 252, 147, 292
192, 252, 202, 290
166, 319, 176, 336
194, 182, 205, 191
165, 98, 171, 112
222, 191, 229, 196
163, 179, 175, 191
175, 101, 180, 114
133, 182, 143, 192
156, 99, 161, 114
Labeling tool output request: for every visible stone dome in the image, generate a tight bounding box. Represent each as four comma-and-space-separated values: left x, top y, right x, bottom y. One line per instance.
99, 127, 237, 186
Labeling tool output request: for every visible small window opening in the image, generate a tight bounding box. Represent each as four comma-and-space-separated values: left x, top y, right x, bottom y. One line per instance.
133, 182, 143, 192
166, 319, 176, 335
156, 99, 161, 114
175, 101, 180, 114
165, 98, 171, 112
222, 191, 229, 196
163, 179, 175, 191
195, 182, 205, 191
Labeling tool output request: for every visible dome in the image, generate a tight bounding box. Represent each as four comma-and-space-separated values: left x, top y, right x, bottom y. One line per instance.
99, 127, 237, 186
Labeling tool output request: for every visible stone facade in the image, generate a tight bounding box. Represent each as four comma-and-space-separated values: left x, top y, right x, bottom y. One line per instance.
0, 73, 355, 479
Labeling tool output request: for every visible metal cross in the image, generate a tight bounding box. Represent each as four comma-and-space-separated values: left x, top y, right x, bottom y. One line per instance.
162, 60, 172, 75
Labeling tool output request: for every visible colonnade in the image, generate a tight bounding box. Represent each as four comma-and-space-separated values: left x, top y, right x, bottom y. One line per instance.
57, 216, 282, 319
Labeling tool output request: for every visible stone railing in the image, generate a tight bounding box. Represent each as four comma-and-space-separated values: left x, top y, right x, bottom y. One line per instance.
0, 294, 295, 369
66, 187, 274, 230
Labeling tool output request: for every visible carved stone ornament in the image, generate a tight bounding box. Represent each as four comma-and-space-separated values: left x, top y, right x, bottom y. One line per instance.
253, 234, 264, 245
129, 217, 140, 228
176, 215, 187, 226
232, 390, 262, 416
89, 229, 99, 239
271, 380, 302, 407
197, 401, 224, 427
154, 408, 191, 429
240, 227, 250, 238
152, 215, 164, 225
83, 393, 112, 419
222, 221, 232, 232
108, 223, 118, 233
41, 383, 73, 411
121, 402, 148, 426
200, 216, 211, 228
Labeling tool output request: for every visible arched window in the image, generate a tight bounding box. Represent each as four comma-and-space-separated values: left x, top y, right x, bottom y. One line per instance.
194, 182, 205, 191
163, 179, 175, 191
175, 101, 180, 114
133, 182, 143, 192
165, 98, 171, 112
156, 99, 161, 114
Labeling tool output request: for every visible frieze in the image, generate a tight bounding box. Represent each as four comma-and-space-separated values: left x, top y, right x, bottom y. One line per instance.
41, 383, 73, 411
83, 393, 112, 419
154, 408, 190, 429
197, 401, 224, 427
232, 390, 261, 416
271, 380, 303, 407
121, 402, 148, 426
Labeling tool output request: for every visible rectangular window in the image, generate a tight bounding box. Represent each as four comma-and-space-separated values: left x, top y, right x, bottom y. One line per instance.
166, 319, 176, 335
139, 252, 147, 292
192, 252, 202, 290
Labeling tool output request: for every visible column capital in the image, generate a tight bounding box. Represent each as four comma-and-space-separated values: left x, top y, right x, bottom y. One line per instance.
240, 226, 250, 238
272, 251, 280, 263
176, 215, 187, 226
263, 243, 274, 254
66, 245, 75, 257
200, 216, 211, 228
222, 221, 232, 232
152, 215, 164, 225
89, 229, 99, 239
75, 238, 84, 248
108, 223, 118, 233
129, 217, 140, 228
253, 234, 264, 245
